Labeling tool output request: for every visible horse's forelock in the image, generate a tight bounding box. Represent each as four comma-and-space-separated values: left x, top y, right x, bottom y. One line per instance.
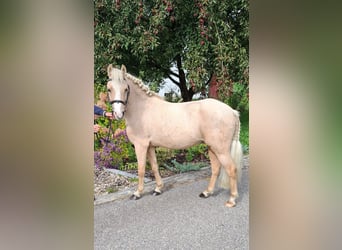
110, 68, 125, 84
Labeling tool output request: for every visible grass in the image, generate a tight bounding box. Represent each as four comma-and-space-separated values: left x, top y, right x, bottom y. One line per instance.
129, 177, 139, 182
106, 187, 119, 193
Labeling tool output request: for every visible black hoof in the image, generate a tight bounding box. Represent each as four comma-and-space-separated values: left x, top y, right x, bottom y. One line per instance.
152, 190, 162, 196
199, 192, 208, 198
130, 194, 140, 200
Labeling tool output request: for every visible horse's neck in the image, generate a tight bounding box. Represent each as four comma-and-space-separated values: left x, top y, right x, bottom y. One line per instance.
125, 83, 150, 122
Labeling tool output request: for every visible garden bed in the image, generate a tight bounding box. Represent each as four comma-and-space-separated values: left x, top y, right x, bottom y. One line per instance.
94, 167, 136, 197
93, 163, 205, 198
94, 155, 249, 198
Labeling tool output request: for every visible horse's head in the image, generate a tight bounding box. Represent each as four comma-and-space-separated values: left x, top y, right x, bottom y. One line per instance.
107, 64, 130, 120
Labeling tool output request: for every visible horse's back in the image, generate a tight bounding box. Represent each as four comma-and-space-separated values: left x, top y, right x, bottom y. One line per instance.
198, 98, 237, 123
161, 98, 237, 133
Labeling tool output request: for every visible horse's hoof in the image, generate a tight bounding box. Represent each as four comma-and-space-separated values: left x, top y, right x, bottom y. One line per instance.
225, 201, 236, 208
130, 194, 140, 200
152, 190, 161, 196
199, 192, 209, 198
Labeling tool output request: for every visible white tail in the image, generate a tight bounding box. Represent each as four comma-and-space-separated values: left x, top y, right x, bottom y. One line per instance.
218, 112, 243, 189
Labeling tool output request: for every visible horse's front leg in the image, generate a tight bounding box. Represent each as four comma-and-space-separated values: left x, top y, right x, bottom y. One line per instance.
147, 146, 163, 195
131, 144, 148, 200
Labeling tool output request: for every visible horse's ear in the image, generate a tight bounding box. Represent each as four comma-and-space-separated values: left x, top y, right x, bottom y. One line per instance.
121, 65, 127, 80
107, 64, 113, 78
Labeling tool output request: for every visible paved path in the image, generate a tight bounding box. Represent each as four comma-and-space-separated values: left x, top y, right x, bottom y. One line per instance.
94, 167, 249, 250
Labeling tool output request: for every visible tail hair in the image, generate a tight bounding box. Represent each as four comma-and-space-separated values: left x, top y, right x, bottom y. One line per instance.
218, 110, 243, 189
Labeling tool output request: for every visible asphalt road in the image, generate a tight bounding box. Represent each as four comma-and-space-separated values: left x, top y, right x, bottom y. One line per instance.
94, 167, 249, 250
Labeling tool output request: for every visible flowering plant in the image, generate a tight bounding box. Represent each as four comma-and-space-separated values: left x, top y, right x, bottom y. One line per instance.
94, 126, 136, 169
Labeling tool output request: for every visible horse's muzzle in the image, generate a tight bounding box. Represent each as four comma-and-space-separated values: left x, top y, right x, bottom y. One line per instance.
114, 111, 125, 120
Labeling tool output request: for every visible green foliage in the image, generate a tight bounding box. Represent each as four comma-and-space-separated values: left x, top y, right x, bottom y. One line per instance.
94, 83, 107, 101
94, 124, 136, 169
106, 187, 118, 193
218, 81, 249, 115
156, 148, 177, 165
94, 0, 249, 102
185, 0, 249, 92
240, 113, 249, 153
165, 159, 207, 173
118, 162, 138, 172
94, 118, 127, 150
185, 144, 208, 162
129, 177, 139, 183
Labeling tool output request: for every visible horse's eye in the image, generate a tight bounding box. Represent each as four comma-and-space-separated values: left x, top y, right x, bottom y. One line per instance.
124, 88, 128, 92
107, 89, 111, 93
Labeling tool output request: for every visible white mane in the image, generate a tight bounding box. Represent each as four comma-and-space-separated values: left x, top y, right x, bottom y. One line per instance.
125, 72, 159, 97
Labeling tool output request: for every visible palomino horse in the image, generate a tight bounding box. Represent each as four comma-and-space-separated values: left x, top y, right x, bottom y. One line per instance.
107, 65, 243, 207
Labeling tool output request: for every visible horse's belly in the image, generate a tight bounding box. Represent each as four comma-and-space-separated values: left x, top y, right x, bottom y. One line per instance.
150, 132, 202, 149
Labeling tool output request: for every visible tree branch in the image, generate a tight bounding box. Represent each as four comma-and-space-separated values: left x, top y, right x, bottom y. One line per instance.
167, 75, 180, 86
169, 70, 179, 78
206, 73, 214, 86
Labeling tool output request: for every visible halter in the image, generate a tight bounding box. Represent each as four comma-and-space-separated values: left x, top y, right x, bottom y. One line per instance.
108, 83, 130, 106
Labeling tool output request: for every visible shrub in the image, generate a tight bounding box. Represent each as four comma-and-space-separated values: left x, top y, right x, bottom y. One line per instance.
185, 144, 208, 162
94, 128, 136, 169
164, 159, 207, 173
156, 148, 177, 165
239, 112, 249, 153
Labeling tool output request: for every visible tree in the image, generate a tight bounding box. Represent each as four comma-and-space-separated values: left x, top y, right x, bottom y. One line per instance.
94, 0, 248, 110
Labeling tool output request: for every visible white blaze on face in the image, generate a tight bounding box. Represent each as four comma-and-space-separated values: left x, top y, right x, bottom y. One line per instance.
113, 84, 125, 119
107, 66, 127, 120
110, 81, 125, 120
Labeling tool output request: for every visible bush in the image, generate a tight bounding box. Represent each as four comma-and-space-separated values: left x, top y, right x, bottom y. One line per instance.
239, 112, 249, 153
185, 144, 208, 162
164, 160, 207, 173
94, 127, 136, 169
154, 148, 174, 166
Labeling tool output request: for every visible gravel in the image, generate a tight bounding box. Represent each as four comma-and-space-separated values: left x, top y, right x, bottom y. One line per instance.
94, 167, 136, 198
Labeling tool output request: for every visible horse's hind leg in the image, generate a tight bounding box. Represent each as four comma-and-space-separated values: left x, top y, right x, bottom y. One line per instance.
199, 148, 220, 198
131, 144, 148, 200
147, 146, 163, 195
220, 156, 238, 207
